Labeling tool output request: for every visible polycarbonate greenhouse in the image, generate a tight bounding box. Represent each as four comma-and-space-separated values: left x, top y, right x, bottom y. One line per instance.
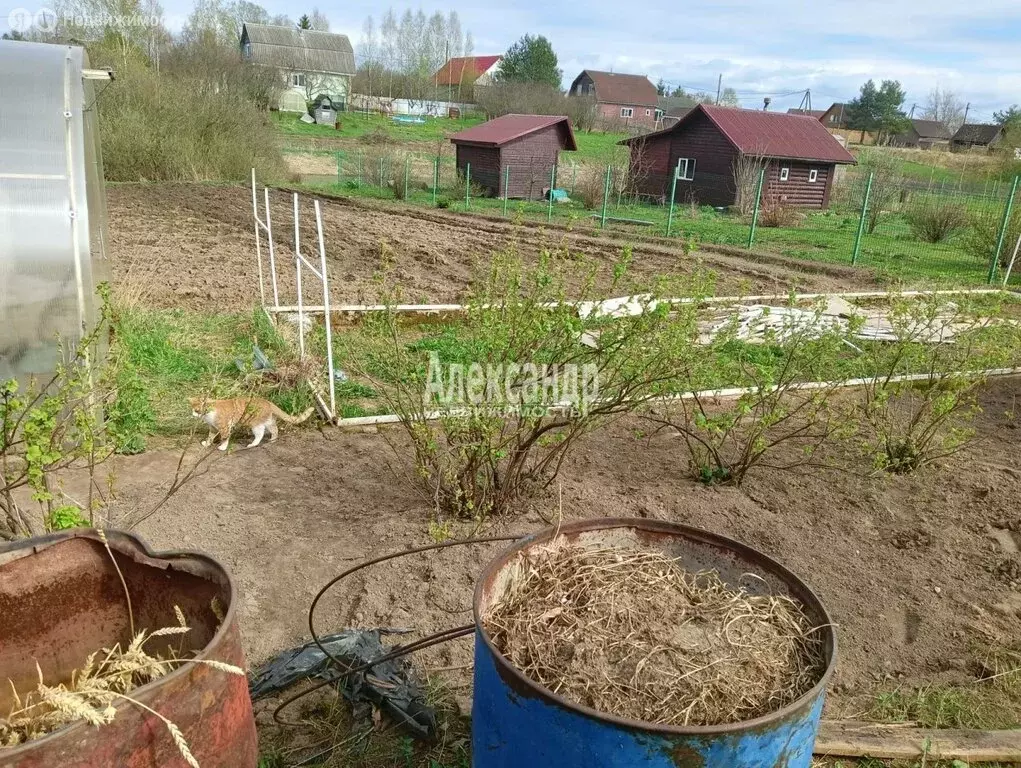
0, 40, 111, 383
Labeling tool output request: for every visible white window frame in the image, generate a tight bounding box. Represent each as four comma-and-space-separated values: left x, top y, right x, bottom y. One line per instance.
620, 107, 634, 118
655, 108, 664, 121
808, 169, 818, 183
645, 108, 651, 116
675, 157, 696, 181
779, 166, 790, 182
291, 72, 306, 88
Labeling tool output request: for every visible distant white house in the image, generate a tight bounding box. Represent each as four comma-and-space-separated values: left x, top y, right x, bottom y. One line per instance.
240, 23, 356, 112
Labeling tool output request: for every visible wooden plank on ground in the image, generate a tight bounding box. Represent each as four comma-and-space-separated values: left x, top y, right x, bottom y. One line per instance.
815, 720, 1021, 763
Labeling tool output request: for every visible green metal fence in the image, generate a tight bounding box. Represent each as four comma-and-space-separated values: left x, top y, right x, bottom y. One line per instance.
313, 148, 1021, 286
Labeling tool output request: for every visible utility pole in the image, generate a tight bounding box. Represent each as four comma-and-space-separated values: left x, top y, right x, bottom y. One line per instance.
963, 102, 971, 124
715, 74, 722, 105
909, 103, 916, 118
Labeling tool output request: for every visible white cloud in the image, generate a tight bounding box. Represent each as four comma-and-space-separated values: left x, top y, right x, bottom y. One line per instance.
11, 0, 1014, 113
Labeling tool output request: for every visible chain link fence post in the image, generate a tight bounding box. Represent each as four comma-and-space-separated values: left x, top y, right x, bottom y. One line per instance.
404, 156, 409, 200
666, 160, 679, 237
851, 172, 874, 265
335, 151, 342, 185
465, 163, 471, 209
746, 167, 765, 249
989, 175, 1019, 284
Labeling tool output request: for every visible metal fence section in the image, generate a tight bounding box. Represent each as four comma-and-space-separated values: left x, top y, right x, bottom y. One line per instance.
314, 150, 1021, 285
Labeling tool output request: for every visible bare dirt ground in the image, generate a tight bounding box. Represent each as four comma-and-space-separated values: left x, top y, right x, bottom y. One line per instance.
99, 181, 1021, 733
105, 183, 874, 311
101, 377, 1021, 719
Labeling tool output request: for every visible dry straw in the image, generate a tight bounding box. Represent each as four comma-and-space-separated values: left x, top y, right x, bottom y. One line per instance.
484, 537, 826, 727
1, 611, 243, 766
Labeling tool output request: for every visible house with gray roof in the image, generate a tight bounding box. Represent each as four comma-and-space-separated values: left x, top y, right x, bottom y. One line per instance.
951, 123, 1005, 152
241, 23, 355, 112
890, 119, 952, 149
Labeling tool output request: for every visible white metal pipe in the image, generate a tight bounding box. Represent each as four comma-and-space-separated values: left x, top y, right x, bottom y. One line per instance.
263, 288, 1011, 319
251, 168, 266, 307
333, 367, 1021, 428
0, 172, 67, 180
293, 193, 305, 360
1002, 233, 1021, 287
296, 253, 323, 280
264, 186, 280, 308
266, 303, 465, 314
314, 198, 337, 418
64, 51, 87, 347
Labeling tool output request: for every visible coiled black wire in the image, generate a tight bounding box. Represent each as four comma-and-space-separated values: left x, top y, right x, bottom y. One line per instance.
272, 534, 527, 725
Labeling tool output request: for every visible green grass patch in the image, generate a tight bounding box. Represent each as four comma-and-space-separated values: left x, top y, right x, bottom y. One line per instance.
272, 110, 485, 145
572, 129, 629, 162
111, 307, 314, 438
297, 175, 1010, 287
272, 110, 627, 166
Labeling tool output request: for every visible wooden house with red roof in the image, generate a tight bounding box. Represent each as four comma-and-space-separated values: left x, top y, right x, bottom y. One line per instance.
430, 54, 502, 94
620, 104, 856, 208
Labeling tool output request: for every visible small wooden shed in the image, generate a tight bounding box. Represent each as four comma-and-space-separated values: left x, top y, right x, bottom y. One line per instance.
449, 114, 577, 200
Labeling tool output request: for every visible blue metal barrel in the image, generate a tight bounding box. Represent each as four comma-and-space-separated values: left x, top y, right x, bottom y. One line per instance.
472, 518, 836, 768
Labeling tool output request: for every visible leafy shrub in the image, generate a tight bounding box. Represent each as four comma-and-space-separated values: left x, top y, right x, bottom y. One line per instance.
436, 197, 452, 209
358, 248, 709, 519
476, 82, 598, 131
905, 197, 968, 243
94, 38, 285, 182
574, 165, 608, 209
649, 303, 853, 485
850, 151, 905, 234
757, 195, 802, 228
359, 126, 396, 145
964, 206, 1021, 270
856, 294, 1021, 473
46, 506, 91, 530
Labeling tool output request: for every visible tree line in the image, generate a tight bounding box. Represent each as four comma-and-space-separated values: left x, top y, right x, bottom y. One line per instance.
841, 79, 1020, 140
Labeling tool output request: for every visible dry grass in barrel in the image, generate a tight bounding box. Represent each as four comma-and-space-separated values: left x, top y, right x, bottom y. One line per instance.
0, 605, 243, 766
484, 537, 827, 727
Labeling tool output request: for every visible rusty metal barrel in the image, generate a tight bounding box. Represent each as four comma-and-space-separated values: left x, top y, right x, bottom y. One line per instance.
472, 518, 836, 768
0, 530, 258, 768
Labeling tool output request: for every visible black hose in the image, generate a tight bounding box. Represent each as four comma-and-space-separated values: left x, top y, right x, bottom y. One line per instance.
272, 533, 526, 726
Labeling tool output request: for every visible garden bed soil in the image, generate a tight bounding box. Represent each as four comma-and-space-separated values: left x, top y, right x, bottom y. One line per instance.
92, 375, 1021, 722
105, 183, 873, 312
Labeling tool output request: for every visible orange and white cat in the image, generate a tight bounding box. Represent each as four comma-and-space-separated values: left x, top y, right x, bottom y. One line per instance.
189, 397, 315, 451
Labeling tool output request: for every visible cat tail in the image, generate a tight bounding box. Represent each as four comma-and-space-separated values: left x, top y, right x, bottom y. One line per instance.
272, 404, 316, 424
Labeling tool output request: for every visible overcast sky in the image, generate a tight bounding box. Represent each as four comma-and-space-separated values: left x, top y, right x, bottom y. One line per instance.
4, 0, 1019, 118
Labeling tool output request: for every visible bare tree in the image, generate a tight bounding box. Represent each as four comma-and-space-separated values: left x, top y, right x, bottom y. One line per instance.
854, 149, 904, 234
733, 151, 767, 215
921, 86, 966, 134
308, 6, 329, 31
